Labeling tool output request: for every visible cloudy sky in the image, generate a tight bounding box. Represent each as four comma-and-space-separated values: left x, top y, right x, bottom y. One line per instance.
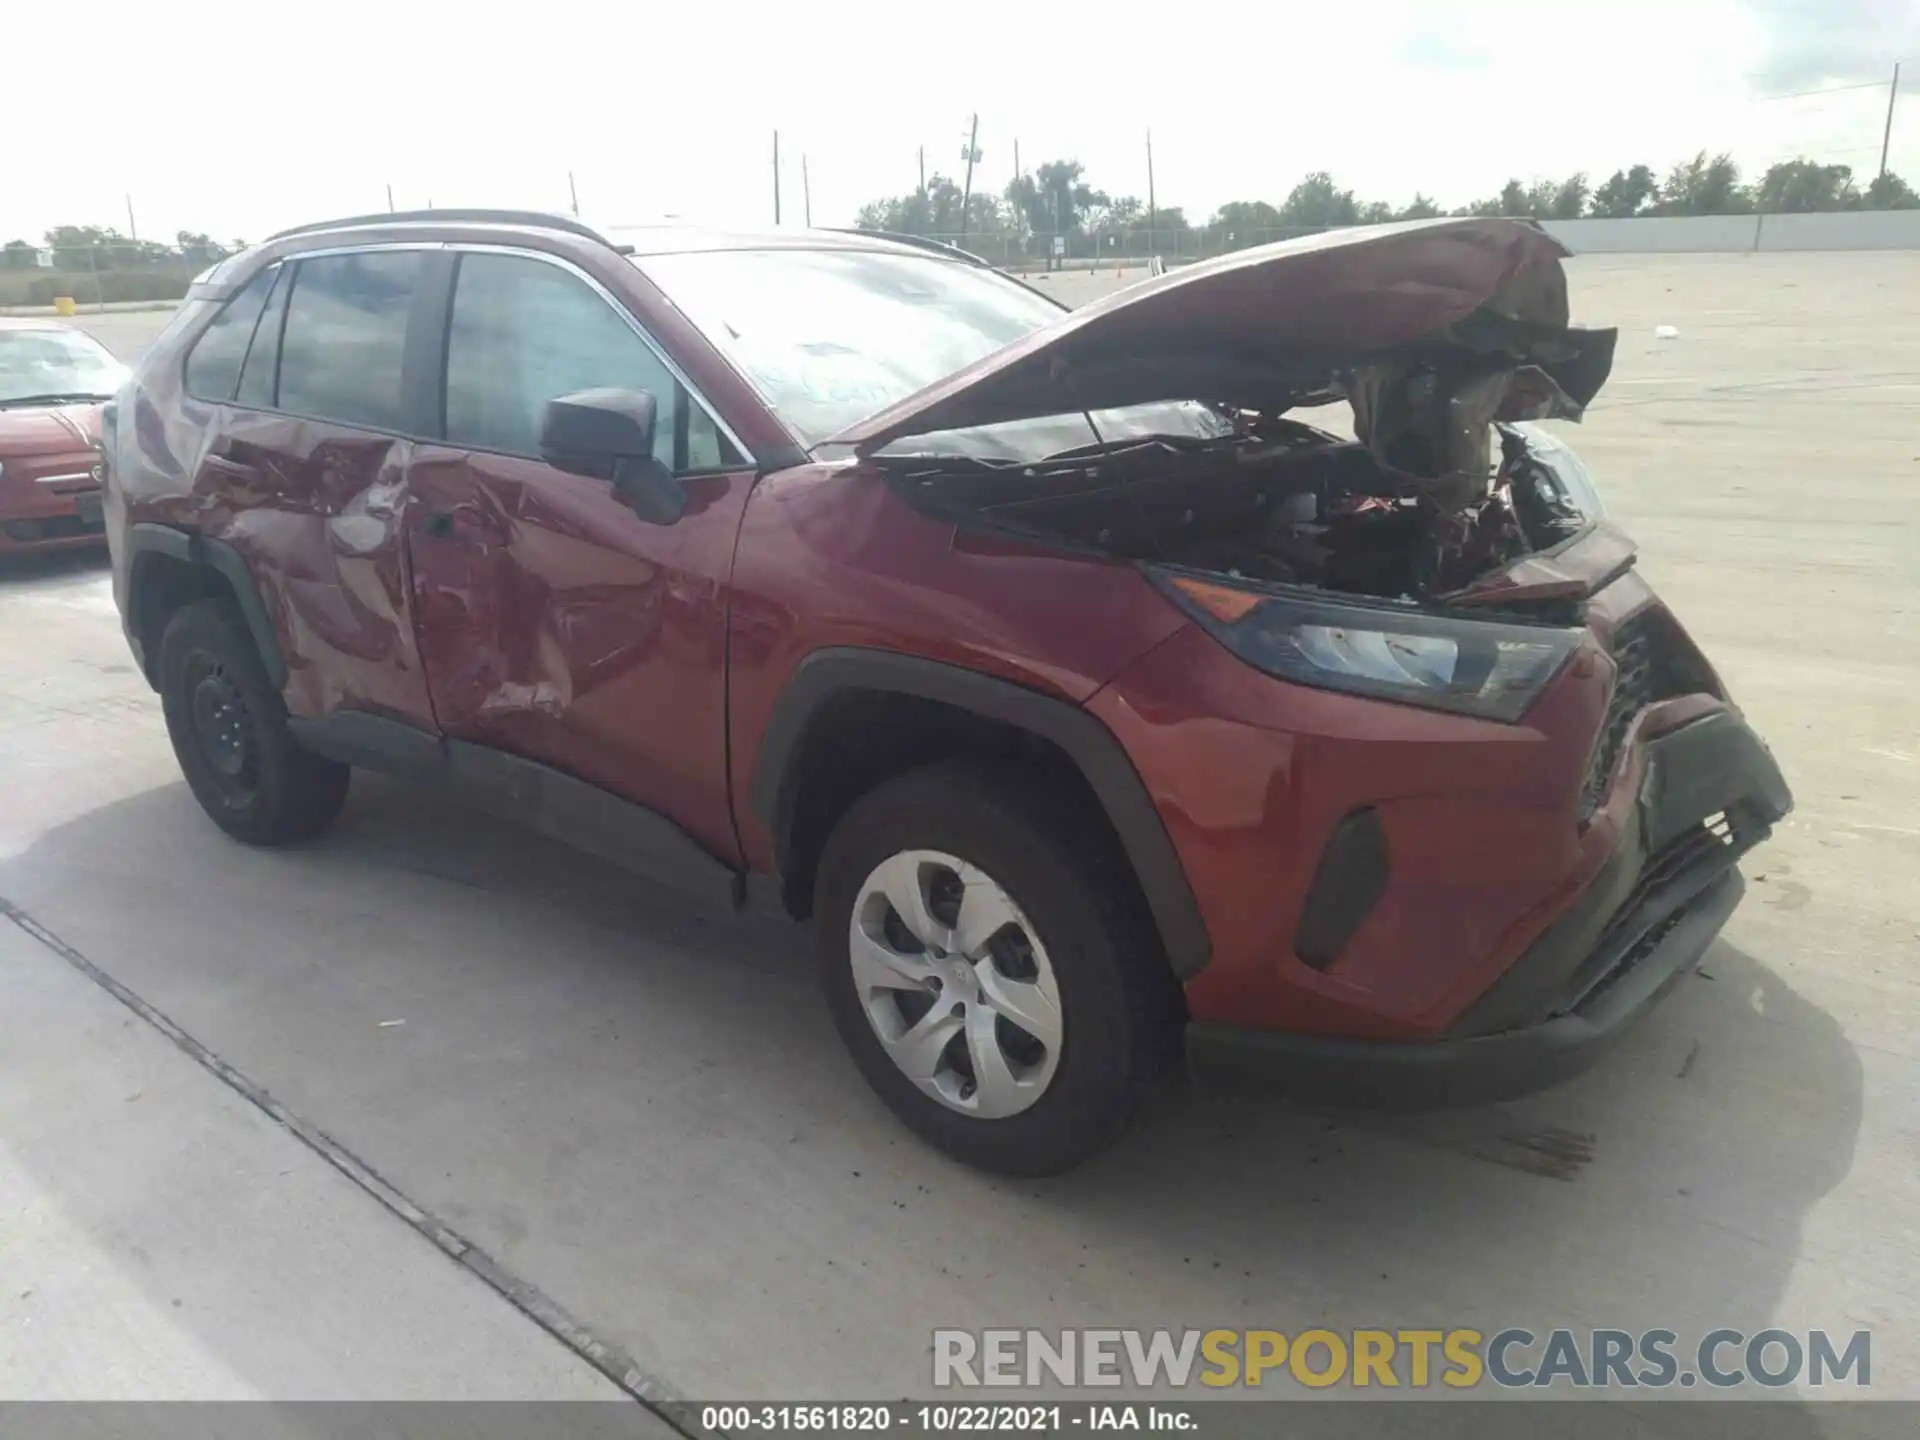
5, 0, 1915, 245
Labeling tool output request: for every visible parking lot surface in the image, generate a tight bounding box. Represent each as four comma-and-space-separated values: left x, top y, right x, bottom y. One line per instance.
3, 252, 1916, 1407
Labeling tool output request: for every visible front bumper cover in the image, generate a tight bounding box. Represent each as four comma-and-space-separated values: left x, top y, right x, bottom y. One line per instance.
1185, 708, 1793, 1108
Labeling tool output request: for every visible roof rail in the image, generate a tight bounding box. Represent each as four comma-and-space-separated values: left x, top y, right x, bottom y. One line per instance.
821, 228, 993, 267
267, 208, 620, 248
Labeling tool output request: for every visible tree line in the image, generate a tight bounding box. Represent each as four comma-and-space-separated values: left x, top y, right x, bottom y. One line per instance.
854, 152, 1920, 257
2, 225, 243, 271
0, 227, 245, 306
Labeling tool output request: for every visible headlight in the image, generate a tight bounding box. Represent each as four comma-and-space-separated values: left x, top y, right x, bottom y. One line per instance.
1504, 422, 1605, 520
1151, 571, 1583, 722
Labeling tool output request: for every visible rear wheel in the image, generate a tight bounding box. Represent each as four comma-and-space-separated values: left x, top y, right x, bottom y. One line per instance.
159, 599, 349, 844
816, 762, 1175, 1175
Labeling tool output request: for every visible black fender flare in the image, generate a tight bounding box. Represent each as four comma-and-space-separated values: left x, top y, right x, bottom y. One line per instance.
750, 647, 1212, 979
125, 523, 288, 690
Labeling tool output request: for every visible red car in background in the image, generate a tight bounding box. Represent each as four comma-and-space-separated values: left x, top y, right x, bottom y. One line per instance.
101, 212, 1792, 1174
0, 318, 123, 554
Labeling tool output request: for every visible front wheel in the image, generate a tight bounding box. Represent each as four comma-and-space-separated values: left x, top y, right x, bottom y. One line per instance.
815, 763, 1175, 1175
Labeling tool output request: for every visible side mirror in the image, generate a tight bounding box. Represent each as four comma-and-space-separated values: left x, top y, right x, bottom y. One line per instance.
538, 388, 685, 526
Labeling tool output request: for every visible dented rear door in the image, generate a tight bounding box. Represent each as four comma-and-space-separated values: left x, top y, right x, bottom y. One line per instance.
200, 248, 441, 731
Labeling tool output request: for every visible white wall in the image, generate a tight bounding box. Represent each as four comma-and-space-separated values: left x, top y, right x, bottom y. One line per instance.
1541, 210, 1920, 253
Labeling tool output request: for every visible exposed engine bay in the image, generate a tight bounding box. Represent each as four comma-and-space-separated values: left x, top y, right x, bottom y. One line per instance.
879, 263, 1612, 606
872, 223, 1620, 607
895, 408, 1605, 606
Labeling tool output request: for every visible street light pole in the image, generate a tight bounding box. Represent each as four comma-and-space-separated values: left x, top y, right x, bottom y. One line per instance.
773, 131, 782, 224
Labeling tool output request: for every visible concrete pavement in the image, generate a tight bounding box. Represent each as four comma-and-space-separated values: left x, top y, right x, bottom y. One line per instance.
3, 252, 1916, 1408
0, 893, 644, 1406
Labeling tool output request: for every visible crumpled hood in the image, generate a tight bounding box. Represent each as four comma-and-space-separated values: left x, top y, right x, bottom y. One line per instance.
0, 403, 101, 457
827, 217, 1614, 455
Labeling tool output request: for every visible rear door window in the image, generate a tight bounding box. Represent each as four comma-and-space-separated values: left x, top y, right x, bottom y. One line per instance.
441, 251, 737, 472
183, 264, 279, 402
277, 251, 424, 431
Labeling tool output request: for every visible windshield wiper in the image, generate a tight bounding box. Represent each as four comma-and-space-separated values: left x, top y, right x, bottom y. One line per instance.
1038, 431, 1240, 464
0, 391, 113, 408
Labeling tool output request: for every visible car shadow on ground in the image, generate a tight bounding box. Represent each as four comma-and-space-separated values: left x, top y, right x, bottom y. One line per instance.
0, 773, 1867, 1415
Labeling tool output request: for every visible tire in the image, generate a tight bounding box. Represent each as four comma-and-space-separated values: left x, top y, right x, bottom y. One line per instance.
815, 761, 1178, 1176
158, 598, 349, 845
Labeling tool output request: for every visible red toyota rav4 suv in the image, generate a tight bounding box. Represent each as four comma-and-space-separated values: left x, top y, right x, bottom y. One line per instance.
103, 211, 1790, 1174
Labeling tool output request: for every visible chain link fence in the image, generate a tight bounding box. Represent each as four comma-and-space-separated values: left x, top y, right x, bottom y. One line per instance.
910, 226, 1334, 271
0, 239, 226, 313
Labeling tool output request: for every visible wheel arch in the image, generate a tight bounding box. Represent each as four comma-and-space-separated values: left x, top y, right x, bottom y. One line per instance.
750, 648, 1212, 980
124, 524, 286, 692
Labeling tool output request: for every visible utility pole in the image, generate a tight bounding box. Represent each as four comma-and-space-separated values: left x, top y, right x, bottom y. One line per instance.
958, 114, 980, 245
1146, 129, 1157, 265
568, 171, 580, 217
1881, 62, 1903, 180
918, 146, 926, 194
1014, 138, 1021, 180
802, 155, 812, 227
386, 183, 395, 213
125, 195, 137, 242
773, 131, 782, 224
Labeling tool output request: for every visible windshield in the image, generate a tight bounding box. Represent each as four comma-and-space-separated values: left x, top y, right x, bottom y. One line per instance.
0, 326, 126, 407
638, 247, 1233, 457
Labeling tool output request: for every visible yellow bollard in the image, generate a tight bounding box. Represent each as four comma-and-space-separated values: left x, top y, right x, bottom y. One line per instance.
53, 296, 77, 316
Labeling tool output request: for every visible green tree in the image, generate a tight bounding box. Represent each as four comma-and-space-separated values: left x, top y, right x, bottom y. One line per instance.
856, 174, 974, 235
1278, 172, 1358, 227
1397, 194, 1444, 219
1005, 159, 1106, 241
175, 231, 231, 266
1548, 173, 1591, 219
1589, 165, 1659, 217
1209, 199, 1283, 231
1754, 159, 1858, 212
1862, 170, 1920, 209
44, 224, 121, 270
2, 238, 37, 271
1657, 152, 1751, 215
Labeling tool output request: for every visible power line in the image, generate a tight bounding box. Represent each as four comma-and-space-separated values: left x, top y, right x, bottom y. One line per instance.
1752, 77, 1894, 103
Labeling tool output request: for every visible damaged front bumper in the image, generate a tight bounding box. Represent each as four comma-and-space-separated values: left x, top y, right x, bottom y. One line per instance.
1184, 708, 1793, 1108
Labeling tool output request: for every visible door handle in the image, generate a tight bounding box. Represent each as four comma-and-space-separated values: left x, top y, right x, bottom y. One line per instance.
202, 453, 260, 481
423, 505, 508, 547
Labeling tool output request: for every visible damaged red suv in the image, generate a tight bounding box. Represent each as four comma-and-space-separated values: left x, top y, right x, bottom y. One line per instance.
102, 211, 1790, 1173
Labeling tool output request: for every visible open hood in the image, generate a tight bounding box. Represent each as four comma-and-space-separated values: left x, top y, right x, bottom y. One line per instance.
826, 217, 1615, 458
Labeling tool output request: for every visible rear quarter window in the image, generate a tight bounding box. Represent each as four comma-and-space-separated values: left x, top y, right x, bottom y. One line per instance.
182, 265, 279, 401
